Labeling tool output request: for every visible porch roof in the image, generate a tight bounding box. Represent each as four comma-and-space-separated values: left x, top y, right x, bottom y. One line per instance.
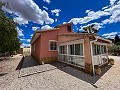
58, 33, 112, 44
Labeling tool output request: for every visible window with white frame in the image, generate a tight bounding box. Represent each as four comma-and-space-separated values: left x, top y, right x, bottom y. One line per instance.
59, 45, 67, 54
68, 43, 83, 56
49, 40, 57, 51
93, 44, 107, 55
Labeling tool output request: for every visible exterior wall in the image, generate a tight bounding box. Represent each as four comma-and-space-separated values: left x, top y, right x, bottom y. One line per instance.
58, 35, 93, 74
83, 37, 93, 74
38, 25, 73, 64
31, 36, 41, 63
58, 35, 83, 44
40, 30, 58, 64
58, 25, 73, 34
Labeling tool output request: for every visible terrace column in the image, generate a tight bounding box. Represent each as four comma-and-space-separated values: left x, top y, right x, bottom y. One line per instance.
84, 37, 93, 74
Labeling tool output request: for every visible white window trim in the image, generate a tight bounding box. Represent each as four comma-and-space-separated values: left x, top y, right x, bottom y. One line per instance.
49, 40, 58, 51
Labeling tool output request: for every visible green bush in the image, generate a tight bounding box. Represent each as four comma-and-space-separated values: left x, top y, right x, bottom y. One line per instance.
108, 45, 120, 55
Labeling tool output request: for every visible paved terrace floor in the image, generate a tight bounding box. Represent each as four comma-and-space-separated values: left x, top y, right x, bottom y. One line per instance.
0, 55, 120, 90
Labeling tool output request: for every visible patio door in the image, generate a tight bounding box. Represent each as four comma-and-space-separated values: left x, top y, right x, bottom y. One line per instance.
92, 44, 108, 65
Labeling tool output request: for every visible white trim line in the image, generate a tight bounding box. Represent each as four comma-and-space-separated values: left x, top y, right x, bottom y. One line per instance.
90, 36, 99, 75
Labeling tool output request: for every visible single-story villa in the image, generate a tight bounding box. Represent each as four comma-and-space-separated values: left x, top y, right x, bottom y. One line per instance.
30, 23, 112, 74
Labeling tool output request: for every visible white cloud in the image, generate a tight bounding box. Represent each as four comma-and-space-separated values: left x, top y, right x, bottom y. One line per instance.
32, 26, 40, 31
102, 2, 120, 24
69, 0, 120, 25
17, 27, 24, 37
55, 19, 57, 22
79, 23, 102, 32
43, 6, 48, 10
20, 38, 31, 42
43, 0, 51, 4
20, 38, 25, 41
26, 39, 31, 42
30, 34, 33, 37
21, 43, 30, 48
63, 22, 67, 24
2, 0, 54, 25
14, 16, 28, 25
41, 25, 53, 30
51, 9, 61, 16
69, 10, 110, 25
102, 31, 120, 39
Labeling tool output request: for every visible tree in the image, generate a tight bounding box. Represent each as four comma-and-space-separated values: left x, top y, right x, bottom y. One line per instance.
83, 24, 99, 34
115, 34, 120, 45
0, 1, 21, 56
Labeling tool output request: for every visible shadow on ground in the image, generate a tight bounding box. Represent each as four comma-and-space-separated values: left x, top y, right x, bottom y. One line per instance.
51, 62, 112, 85
0, 73, 8, 77
18, 55, 112, 85
16, 56, 39, 70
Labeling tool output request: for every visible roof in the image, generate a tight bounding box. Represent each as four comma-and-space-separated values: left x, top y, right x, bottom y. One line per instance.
58, 33, 112, 43
58, 33, 97, 36
30, 23, 72, 44
30, 28, 59, 44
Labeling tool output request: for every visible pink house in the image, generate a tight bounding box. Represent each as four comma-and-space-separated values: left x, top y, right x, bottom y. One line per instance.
31, 23, 112, 74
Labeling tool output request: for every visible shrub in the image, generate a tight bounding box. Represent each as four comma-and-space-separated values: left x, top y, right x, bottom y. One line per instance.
108, 45, 120, 55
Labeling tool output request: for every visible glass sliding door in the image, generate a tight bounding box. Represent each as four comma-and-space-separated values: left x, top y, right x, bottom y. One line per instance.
59, 43, 85, 68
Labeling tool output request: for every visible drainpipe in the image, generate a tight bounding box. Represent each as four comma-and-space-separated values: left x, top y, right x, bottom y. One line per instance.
90, 36, 99, 75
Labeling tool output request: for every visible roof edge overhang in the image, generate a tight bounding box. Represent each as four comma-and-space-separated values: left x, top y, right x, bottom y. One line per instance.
30, 28, 59, 44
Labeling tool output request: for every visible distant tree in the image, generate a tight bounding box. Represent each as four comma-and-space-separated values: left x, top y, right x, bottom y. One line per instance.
0, 1, 21, 56
115, 34, 120, 45
83, 24, 99, 34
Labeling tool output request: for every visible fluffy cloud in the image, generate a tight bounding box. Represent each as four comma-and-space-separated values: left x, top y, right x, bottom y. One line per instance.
17, 27, 24, 37
69, 0, 120, 25
51, 9, 61, 16
2, 0, 54, 25
43, 0, 51, 4
79, 23, 102, 31
32, 26, 40, 31
21, 43, 30, 47
102, 1, 120, 24
69, 10, 110, 25
43, 6, 48, 10
26, 39, 31, 42
41, 25, 53, 30
30, 34, 33, 37
20, 38, 31, 43
102, 32, 120, 39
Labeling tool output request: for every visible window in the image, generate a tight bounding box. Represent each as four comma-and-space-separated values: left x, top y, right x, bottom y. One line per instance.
93, 44, 107, 55
75, 44, 83, 55
68, 43, 83, 56
59, 46, 67, 54
49, 40, 57, 51
69, 45, 74, 55
67, 25, 71, 32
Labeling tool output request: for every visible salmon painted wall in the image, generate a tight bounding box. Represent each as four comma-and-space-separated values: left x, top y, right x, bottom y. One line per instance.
58, 25, 73, 34
31, 36, 41, 61
40, 25, 73, 59
40, 30, 58, 58
31, 24, 74, 62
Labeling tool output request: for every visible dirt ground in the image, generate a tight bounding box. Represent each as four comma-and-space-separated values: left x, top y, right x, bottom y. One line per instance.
0, 55, 120, 90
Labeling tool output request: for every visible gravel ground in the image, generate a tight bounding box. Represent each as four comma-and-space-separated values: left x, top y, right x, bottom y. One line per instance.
0, 55, 120, 90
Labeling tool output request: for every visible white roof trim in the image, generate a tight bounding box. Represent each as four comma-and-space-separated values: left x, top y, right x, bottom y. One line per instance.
31, 33, 40, 44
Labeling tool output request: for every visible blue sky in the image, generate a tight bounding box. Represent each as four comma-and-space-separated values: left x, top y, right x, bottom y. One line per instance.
2, 0, 120, 47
